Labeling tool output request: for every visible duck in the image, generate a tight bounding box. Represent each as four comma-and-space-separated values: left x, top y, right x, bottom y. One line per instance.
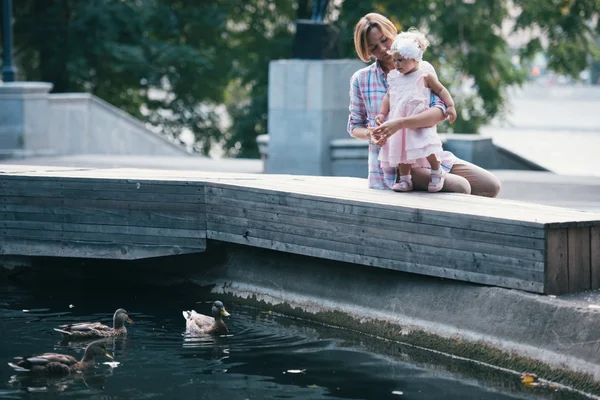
7, 342, 114, 376
183, 301, 230, 335
54, 308, 133, 340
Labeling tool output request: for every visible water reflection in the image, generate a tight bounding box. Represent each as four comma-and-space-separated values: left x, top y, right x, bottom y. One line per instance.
8, 368, 111, 393
0, 281, 596, 400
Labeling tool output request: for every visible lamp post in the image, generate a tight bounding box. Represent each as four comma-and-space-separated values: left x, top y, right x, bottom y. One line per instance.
2, 0, 16, 82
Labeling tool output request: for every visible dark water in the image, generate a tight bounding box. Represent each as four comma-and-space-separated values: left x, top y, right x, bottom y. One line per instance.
0, 281, 592, 400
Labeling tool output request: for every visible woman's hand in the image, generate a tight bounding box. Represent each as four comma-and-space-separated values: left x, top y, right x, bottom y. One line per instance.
375, 113, 387, 126
370, 118, 404, 146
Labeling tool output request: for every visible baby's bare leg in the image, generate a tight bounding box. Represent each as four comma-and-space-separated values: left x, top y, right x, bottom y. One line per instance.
426, 154, 440, 170
398, 163, 412, 177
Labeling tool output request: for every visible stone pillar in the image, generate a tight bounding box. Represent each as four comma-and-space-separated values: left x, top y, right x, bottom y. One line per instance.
267, 59, 363, 175
0, 82, 54, 158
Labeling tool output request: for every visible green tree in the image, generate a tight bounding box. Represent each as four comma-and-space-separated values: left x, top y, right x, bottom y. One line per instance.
12, 0, 235, 153
221, 0, 295, 158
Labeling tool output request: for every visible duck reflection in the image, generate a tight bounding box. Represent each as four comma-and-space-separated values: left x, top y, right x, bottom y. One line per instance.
57, 334, 130, 360
8, 368, 112, 392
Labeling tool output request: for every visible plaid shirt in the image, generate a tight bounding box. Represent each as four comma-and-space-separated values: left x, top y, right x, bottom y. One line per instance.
347, 61, 457, 190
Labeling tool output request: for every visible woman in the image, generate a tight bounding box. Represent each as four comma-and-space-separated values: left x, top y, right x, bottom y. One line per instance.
347, 13, 501, 197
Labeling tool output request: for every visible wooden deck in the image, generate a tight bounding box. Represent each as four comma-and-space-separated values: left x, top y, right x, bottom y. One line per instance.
1, 165, 599, 295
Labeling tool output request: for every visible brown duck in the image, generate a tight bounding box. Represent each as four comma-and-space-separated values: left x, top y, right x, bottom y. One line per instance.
54, 308, 133, 340
7, 342, 114, 375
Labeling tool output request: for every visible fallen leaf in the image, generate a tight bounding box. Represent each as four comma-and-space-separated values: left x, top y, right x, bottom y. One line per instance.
521, 373, 538, 384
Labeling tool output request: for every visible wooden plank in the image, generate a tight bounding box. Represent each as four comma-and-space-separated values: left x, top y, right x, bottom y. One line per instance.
0, 173, 207, 186
205, 183, 554, 229
5, 168, 600, 223
0, 210, 204, 230
0, 166, 595, 222
0, 188, 203, 203
0, 238, 204, 260
208, 222, 544, 283
1, 229, 205, 246
567, 227, 591, 293
207, 231, 544, 293
206, 187, 546, 239
545, 228, 569, 294
206, 181, 600, 225
0, 177, 205, 194
0, 220, 204, 238
0, 196, 204, 212
2, 167, 600, 294
207, 213, 544, 265
206, 185, 552, 228
207, 203, 546, 257
591, 227, 600, 290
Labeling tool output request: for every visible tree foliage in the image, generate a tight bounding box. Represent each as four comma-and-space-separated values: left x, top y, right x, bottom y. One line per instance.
3, 0, 599, 155
10, 0, 294, 155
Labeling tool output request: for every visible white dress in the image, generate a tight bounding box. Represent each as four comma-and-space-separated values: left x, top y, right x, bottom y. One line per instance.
378, 61, 444, 168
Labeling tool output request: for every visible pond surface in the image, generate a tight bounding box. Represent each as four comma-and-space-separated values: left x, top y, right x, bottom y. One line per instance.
0, 280, 592, 400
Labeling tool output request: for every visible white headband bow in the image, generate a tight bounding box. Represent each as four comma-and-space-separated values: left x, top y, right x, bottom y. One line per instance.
390, 38, 423, 61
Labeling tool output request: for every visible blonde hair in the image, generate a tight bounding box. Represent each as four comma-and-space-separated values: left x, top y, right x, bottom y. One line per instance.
353, 13, 398, 62
395, 28, 430, 53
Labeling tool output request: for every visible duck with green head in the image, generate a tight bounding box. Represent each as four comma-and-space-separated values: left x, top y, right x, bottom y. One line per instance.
183, 301, 230, 335
54, 308, 133, 340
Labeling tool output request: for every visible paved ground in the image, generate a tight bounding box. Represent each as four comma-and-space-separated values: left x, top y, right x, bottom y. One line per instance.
481, 83, 600, 177
493, 169, 600, 212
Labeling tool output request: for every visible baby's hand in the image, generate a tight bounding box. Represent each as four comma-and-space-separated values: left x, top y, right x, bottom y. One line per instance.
367, 127, 385, 146
446, 106, 457, 124
375, 113, 387, 126
375, 136, 388, 147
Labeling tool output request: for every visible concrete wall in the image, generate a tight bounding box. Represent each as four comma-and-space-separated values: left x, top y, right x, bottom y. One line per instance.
48, 94, 189, 156
0, 82, 55, 158
258, 133, 548, 179
0, 82, 191, 159
266, 59, 364, 175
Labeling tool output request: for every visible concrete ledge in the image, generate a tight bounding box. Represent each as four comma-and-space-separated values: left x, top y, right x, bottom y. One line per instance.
190, 243, 600, 389
0, 82, 54, 97
0, 148, 58, 160
48, 93, 192, 156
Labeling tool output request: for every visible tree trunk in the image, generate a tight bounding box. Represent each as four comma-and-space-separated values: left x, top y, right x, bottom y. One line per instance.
34, 0, 70, 92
